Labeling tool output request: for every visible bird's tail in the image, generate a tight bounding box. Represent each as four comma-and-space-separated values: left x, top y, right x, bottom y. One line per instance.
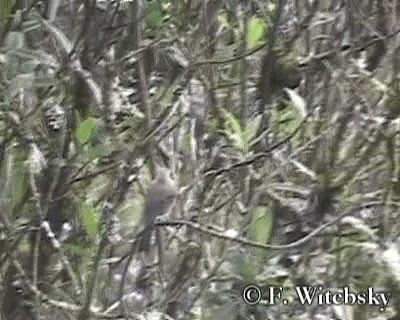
138, 226, 153, 252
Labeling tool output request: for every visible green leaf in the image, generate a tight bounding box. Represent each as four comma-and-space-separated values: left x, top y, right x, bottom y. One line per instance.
87, 145, 102, 160
0, 0, 15, 27
248, 17, 266, 47
220, 108, 248, 154
271, 104, 304, 141
146, 1, 164, 29
217, 12, 230, 28
0, 145, 29, 212
68, 242, 94, 258
247, 114, 263, 146
223, 109, 243, 137
249, 206, 274, 273
252, 205, 274, 244
81, 202, 100, 239
76, 117, 97, 145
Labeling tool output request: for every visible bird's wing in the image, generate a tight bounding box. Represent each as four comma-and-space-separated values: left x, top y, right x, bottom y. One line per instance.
144, 195, 167, 226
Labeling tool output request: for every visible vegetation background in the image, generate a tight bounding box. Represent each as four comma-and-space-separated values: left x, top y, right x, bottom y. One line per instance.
0, 0, 399, 319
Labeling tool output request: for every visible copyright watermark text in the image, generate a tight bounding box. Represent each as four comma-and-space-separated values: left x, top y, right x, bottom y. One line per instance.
242, 285, 390, 311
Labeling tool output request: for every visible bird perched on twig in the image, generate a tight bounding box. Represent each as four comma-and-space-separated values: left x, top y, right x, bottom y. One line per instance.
138, 168, 178, 254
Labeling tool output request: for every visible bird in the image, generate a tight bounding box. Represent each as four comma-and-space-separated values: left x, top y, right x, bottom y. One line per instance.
138, 168, 178, 253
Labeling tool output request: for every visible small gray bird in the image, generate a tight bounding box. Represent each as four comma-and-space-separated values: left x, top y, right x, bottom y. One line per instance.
139, 168, 177, 253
